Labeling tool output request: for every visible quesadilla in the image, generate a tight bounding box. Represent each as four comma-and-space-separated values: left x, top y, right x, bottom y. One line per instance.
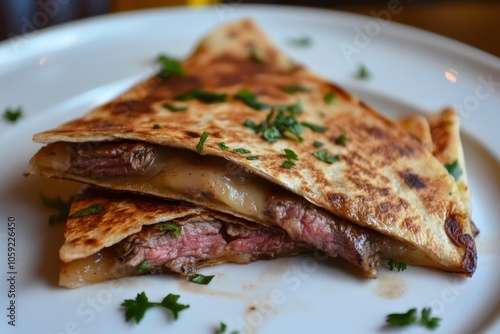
397, 108, 472, 218
27, 19, 477, 278
59, 186, 307, 288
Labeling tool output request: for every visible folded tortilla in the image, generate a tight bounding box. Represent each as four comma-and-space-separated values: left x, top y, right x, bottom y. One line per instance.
28, 19, 476, 278
60, 186, 307, 288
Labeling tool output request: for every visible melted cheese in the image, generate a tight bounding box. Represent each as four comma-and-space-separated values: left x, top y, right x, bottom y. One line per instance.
32, 143, 280, 223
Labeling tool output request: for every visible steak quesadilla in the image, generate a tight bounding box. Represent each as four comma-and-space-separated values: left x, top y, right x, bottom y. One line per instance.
59, 186, 307, 288
27, 19, 477, 279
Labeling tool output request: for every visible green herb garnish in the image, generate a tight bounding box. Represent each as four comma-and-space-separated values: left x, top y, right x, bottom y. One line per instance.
40, 194, 74, 225
175, 89, 227, 103
301, 121, 326, 133
191, 273, 215, 285
153, 123, 162, 129
283, 85, 309, 94
245, 106, 305, 143
444, 160, 463, 181
246, 156, 259, 160
249, 49, 265, 63
313, 141, 324, 148
234, 90, 268, 110
157, 223, 182, 239
284, 148, 299, 160
313, 150, 339, 164
157, 54, 185, 78
138, 261, 154, 273
218, 142, 230, 151
121, 292, 189, 324
162, 103, 187, 112
216, 322, 227, 334
335, 133, 348, 145
68, 204, 104, 219
196, 132, 209, 154
275, 100, 303, 115
215, 322, 240, 334
387, 259, 408, 272
3, 106, 23, 122
356, 64, 370, 80
386, 307, 441, 329
233, 148, 251, 154
288, 36, 312, 47
324, 92, 336, 104
283, 160, 296, 169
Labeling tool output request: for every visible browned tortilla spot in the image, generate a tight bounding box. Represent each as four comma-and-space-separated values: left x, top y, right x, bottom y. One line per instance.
327, 193, 348, 210
401, 171, 427, 190
458, 234, 477, 275
445, 212, 477, 276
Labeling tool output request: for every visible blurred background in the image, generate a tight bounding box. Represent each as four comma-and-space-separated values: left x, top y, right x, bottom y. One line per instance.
1, 0, 499, 57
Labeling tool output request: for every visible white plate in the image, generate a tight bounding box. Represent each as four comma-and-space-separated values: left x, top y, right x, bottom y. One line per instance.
1, 5, 499, 334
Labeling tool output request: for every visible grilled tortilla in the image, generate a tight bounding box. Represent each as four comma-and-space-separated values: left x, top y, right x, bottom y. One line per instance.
60, 186, 307, 288
28, 19, 476, 277
397, 108, 472, 218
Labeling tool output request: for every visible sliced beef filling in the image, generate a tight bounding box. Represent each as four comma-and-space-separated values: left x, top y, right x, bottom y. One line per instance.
264, 194, 396, 278
67, 141, 403, 277
113, 214, 307, 277
71, 141, 155, 176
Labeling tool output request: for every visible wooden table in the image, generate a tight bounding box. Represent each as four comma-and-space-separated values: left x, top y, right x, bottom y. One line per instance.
110, 0, 500, 58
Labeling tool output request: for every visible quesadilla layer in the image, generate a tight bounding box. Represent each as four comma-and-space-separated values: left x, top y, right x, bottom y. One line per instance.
60, 187, 307, 288
397, 108, 472, 218
28, 19, 476, 277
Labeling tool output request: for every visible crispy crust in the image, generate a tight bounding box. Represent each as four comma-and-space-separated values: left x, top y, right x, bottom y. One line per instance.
32, 19, 476, 276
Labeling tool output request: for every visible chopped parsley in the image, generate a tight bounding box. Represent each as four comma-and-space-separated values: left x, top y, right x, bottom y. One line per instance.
157, 223, 182, 239
324, 92, 336, 105
153, 123, 162, 129
233, 148, 251, 154
284, 148, 299, 161
444, 160, 463, 181
216, 322, 240, 334
275, 100, 303, 115
137, 261, 154, 273
68, 204, 104, 219
301, 121, 326, 133
157, 54, 185, 78
40, 193, 74, 225
175, 89, 228, 103
234, 90, 268, 110
387, 259, 407, 272
218, 142, 230, 151
216, 322, 227, 334
191, 273, 215, 285
262, 126, 283, 143
196, 132, 209, 154
356, 64, 370, 80
249, 49, 265, 63
283, 85, 309, 94
386, 307, 441, 330
313, 150, 339, 164
335, 133, 348, 145
121, 292, 189, 324
288, 36, 312, 47
244, 100, 310, 143
246, 156, 259, 160
3, 106, 23, 122
313, 140, 324, 148
283, 160, 296, 169
162, 103, 187, 112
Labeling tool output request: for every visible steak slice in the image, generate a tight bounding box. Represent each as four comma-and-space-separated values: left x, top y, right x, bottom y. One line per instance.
265, 194, 397, 277
113, 213, 308, 277
70, 141, 155, 176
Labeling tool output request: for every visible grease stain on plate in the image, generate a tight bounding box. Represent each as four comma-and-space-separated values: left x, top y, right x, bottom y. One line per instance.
373, 274, 407, 299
